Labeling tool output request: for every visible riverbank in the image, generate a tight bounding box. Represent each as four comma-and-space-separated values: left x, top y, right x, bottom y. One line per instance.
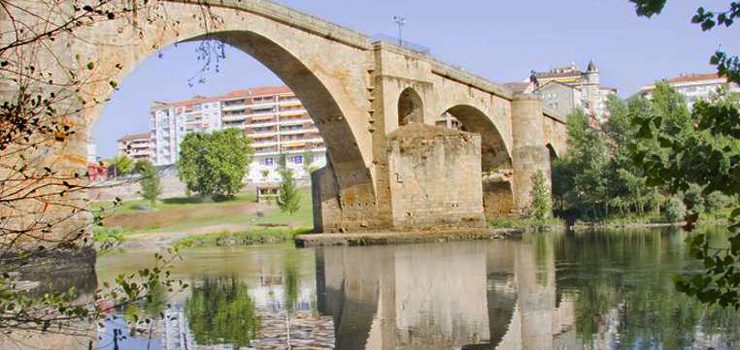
94, 187, 314, 250
294, 228, 518, 247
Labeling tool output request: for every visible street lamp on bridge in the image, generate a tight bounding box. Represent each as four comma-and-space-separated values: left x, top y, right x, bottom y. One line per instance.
393, 15, 406, 46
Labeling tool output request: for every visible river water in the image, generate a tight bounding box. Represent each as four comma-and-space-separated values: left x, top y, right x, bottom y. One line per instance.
94, 227, 739, 349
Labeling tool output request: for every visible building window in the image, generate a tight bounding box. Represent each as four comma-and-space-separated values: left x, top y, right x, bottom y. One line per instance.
263, 158, 274, 166
293, 155, 303, 164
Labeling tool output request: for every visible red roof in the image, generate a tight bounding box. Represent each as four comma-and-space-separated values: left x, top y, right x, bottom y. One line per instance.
118, 132, 150, 142
223, 85, 292, 99
664, 73, 725, 85
154, 85, 294, 107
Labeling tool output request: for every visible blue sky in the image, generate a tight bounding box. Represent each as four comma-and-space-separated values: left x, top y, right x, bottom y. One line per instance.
93, 0, 738, 158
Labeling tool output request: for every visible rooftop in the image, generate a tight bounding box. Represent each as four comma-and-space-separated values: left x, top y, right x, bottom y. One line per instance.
152, 85, 295, 108
118, 132, 150, 142
663, 73, 726, 85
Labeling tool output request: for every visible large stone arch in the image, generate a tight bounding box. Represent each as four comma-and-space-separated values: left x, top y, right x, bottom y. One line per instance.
17, 0, 386, 233
440, 104, 515, 218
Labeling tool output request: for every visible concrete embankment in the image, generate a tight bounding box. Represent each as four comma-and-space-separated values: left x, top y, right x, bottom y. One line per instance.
294, 228, 519, 247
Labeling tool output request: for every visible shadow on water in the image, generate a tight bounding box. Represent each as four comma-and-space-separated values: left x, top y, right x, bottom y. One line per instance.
89, 226, 739, 350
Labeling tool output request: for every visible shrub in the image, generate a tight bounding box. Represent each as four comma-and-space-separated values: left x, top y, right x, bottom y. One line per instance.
705, 191, 731, 213
683, 184, 705, 214
529, 170, 552, 220
663, 197, 686, 223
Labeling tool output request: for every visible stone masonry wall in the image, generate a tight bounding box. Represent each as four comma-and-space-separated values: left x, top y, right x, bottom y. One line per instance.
387, 124, 485, 230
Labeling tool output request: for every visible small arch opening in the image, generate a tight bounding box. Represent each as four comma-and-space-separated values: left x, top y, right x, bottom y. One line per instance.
398, 88, 424, 126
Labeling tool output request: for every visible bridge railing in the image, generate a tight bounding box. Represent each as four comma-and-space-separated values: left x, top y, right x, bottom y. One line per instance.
371, 34, 431, 55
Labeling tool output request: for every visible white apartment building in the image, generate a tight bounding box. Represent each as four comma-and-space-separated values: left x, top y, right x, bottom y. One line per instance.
149, 86, 327, 183
150, 96, 223, 166
117, 132, 153, 161
640, 72, 740, 109
219, 86, 326, 183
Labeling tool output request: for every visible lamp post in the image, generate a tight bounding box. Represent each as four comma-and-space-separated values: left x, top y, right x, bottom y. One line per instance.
393, 15, 406, 46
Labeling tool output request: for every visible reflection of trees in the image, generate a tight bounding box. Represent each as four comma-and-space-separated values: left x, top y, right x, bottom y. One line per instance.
184, 277, 258, 348
553, 228, 740, 348
283, 253, 300, 313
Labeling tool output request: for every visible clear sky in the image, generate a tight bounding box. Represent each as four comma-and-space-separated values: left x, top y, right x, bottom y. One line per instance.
93, 0, 738, 158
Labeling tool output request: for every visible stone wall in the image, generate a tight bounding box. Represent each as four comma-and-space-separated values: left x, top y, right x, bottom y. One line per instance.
387, 124, 485, 230
483, 180, 517, 218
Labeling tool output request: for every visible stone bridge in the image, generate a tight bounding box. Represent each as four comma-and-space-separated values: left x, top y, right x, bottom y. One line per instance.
2, 0, 567, 234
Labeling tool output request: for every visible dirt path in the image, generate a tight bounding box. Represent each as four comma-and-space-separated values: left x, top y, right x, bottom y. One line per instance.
121, 222, 271, 250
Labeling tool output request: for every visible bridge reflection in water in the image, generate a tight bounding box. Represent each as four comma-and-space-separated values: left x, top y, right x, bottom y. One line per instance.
315, 240, 576, 350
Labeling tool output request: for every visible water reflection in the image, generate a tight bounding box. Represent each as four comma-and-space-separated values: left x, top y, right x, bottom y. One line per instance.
91, 228, 739, 349
185, 277, 258, 347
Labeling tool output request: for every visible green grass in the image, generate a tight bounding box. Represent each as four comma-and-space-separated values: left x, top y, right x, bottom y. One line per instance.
597, 213, 665, 225
251, 188, 313, 227
96, 187, 313, 236
174, 227, 312, 248
488, 217, 565, 230
92, 191, 258, 215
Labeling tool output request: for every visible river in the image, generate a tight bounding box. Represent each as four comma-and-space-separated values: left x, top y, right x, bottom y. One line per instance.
93, 227, 739, 349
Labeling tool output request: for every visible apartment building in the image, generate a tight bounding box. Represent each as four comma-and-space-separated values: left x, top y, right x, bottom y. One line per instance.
640, 72, 740, 109
150, 96, 223, 166
117, 132, 153, 161
219, 86, 326, 183
149, 85, 326, 183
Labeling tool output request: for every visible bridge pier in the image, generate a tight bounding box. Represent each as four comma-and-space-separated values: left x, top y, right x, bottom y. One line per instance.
510, 95, 553, 214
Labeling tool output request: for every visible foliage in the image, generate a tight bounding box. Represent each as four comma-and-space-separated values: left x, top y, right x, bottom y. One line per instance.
0, 0, 220, 340
706, 191, 733, 213
109, 154, 135, 177
184, 277, 258, 348
663, 197, 687, 223
136, 160, 161, 206
302, 150, 315, 176
177, 128, 254, 200
629, 84, 740, 308
174, 227, 311, 248
276, 168, 301, 216
528, 170, 552, 220
551, 110, 611, 219
488, 217, 564, 230
684, 184, 706, 215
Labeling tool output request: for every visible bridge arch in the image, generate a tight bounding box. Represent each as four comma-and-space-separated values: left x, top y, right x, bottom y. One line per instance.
546, 143, 559, 160
398, 87, 424, 126
440, 104, 515, 218
58, 1, 383, 231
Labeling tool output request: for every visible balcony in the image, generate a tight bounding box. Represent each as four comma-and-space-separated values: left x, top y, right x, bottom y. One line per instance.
279, 109, 307, 117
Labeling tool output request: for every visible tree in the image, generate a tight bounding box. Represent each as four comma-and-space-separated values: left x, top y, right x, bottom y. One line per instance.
630, 93, 740, 309
0, 0, 216, 341
136, 160, 161, 206
276, 165, 301, 216
109, 154, 135, 178
177, 129, 253, 200
529, 170, 552, 220
664, 197, 687, 223
553, 110, 612, 219
302, 149, 315, 176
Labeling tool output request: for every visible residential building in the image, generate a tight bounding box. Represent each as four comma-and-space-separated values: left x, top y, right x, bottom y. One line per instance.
117, 132, 152, 161
150, 96, 222, 166
86, 140, 98, 163
530, 61, 617, 121
148, 85, 327, 183
640, 72, 740, 109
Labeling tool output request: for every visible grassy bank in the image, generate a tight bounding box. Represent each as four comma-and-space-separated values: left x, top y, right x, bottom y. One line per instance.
94, 187, 314, 243
488, 217, 565, 231
174, 227, 312, 248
